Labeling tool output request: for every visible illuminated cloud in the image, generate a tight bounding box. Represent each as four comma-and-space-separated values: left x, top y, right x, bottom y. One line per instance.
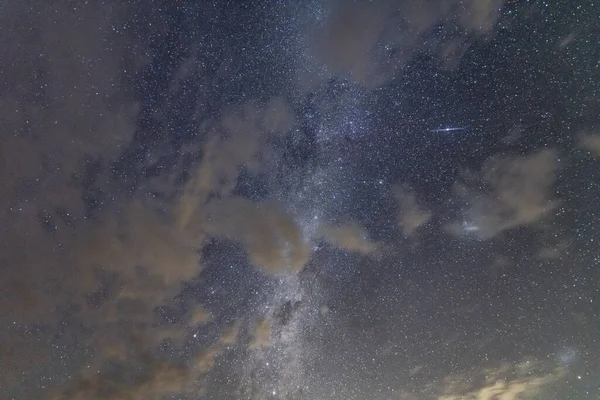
1, 91, 301, 391
0, 0, 158, 369
393, 185, 432, 236
0, 1, 143, 228
0, 200, 203, 387
178, 99, 295, 230
0, 0, 152, 335
193, 348, 221, 374
175, 98, 309, 275
319, 220, 379, 253
46, 348, 220, 400
537, 240, 570, 260
1, 186, 200, 387
579, 133, 600, 157
47, 322, 239, 400
314, 1, 392, 86
436, 360, 565, 400
311, 0, 506, 86
488, 254, 512, 276
207, 197, 311, 274
188, 305, 213, 326
249, 317, 273, 349
220, 323, 241, 346
46, 358, 194, 400
449, 149, 560, 238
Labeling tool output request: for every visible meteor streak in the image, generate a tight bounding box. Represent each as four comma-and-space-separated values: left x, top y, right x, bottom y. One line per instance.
429, 127, 465, 133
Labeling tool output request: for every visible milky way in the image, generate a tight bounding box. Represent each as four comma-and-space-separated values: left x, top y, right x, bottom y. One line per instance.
1, 1, 599, 399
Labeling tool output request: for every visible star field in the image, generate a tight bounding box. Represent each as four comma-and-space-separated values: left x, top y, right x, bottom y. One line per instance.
0, 1, 599, 399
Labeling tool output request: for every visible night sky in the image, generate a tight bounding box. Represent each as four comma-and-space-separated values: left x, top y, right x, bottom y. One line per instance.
1, 1, 599, 399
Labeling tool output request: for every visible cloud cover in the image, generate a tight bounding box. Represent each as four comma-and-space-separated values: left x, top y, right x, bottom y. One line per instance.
310, 0, 506, 86
2, 1, 593, 399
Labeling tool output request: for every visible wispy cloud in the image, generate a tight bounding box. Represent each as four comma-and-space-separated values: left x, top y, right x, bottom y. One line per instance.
448, 149, 560, 238
393, 184, 432, 236
437, 359, 564, 400
579, 133, 600, 157
319, 220, 379, 254
309, 0, 506, 87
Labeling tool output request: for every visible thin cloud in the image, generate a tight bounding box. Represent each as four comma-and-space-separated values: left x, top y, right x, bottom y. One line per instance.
206, 197, 312, 274
46, 358, 194, 400
1, 96, 300, 390
319, 220, 379, 254
249, 317, 273, 349
0, 1, 142, 229
436, 359, 565, 400
449, 149, 560, 238
188, 305, 213, 326
47, 343, 225, 400
0, 1, 148, 387
579, 133, 600, 157
393, 184, 432, 236
310, 0, 506, 87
